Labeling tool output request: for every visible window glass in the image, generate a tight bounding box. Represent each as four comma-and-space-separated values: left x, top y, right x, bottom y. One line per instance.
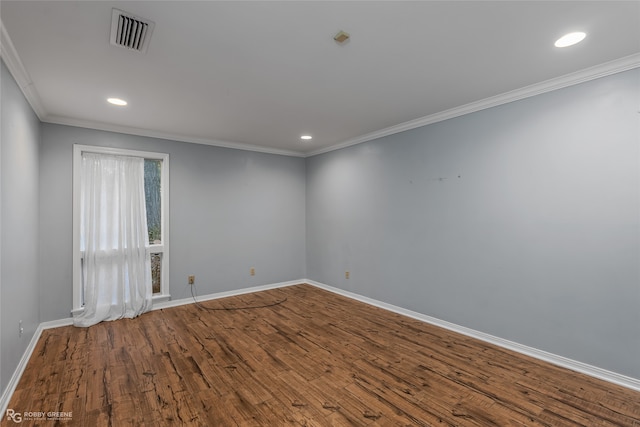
151, 252, 162, 294
144, 159, 162, 244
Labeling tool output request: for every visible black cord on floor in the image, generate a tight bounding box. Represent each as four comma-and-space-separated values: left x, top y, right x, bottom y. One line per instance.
190, 283, 287, 311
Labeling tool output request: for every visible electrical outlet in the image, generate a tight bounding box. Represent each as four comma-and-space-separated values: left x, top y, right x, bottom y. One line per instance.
188, 275, 195, 285
345, 271, 350, 279
19, 320, 23, 337
250, 267, 255, 276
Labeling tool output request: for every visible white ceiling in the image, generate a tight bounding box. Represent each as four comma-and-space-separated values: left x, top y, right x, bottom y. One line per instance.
1, 1, 639, 156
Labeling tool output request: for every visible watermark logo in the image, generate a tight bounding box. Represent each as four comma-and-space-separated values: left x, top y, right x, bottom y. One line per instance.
5, 409, 73, 423
5, 409, 21, 423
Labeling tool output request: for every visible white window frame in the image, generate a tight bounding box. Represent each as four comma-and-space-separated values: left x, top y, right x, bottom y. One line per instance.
72, 145, 170, 315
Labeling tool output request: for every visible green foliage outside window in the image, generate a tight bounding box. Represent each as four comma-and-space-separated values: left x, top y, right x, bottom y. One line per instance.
144, 159, 162, 243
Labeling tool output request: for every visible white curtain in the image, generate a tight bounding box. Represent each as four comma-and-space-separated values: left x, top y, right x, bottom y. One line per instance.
74, 153, 152, 327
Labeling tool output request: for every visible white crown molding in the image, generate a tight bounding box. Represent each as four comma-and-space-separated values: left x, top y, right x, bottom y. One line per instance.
2, 17, 638, 159
47, 52, 640, 159
305, 53, 640, 157
305, 279, 640, 392
1, 18, 303, 158
0, 20, 47, 120
44, 115, 306, 158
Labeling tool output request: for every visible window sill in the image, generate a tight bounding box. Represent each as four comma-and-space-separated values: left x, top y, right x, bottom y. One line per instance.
152, 294, 171, 304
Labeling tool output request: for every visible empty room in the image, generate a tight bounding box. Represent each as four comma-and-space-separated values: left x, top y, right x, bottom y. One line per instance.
1, 1, 639, 425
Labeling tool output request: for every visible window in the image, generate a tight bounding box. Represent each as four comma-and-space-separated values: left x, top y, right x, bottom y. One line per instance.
72, 145, 170, 314
145, 159, 163, 294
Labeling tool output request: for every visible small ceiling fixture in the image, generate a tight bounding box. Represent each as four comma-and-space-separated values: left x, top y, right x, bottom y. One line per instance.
554, 32, 586, 48
333, 30, 350, 45
107, 97, 127, 106
300, 135, 312, 141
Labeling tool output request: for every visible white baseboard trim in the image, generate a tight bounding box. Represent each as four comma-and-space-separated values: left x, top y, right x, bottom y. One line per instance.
0, 318, 75, 415
0, 279, 298, 415
3, 277, 638, 416
40, 318, 74, 330
151, 279, 301, 311
304, 279, 640, 392
1, 328, 41, 416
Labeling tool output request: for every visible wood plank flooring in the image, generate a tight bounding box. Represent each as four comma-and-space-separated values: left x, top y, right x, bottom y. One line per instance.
4, 284, 640, 426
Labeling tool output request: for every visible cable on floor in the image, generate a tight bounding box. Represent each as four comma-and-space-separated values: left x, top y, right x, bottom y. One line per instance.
190, 283, 287, 311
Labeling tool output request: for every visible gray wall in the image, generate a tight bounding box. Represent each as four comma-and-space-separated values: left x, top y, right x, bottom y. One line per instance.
39, 124, 306, 321
2, 53, 638, 396
306, 69, 640, 379
1, 60, 41, 393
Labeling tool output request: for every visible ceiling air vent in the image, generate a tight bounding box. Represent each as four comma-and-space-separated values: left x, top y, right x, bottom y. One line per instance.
110, 9, 155, 54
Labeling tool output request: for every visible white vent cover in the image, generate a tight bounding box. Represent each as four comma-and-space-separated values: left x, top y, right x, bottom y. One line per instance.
110, 9, 155, 54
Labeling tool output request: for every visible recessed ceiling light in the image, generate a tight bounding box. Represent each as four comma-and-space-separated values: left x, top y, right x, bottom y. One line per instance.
107, 97, 127, 106
554, 32, 586, 48
300, 135, 312, 140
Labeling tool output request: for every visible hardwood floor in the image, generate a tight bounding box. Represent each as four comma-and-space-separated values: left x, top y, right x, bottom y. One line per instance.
4, 284, 640, 426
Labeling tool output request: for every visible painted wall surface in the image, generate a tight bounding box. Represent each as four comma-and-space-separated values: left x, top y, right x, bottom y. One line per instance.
306, 69, 640, 379
39, 124, 306, 321
1, 60, 41, 393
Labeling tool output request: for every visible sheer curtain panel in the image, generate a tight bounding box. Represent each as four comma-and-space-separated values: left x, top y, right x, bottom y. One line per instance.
74, 153, 152, 327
